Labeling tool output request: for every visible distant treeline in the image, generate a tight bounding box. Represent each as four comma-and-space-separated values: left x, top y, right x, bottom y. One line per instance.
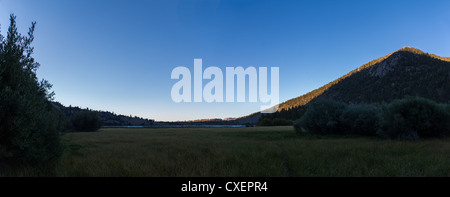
258, 106, 306, 126
52, 102, 155, 128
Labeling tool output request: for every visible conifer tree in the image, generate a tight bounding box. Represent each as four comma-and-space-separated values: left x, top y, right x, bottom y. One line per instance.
0, 15, 62, 164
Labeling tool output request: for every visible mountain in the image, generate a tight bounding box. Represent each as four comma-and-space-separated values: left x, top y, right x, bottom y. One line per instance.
244, 47, 450, 123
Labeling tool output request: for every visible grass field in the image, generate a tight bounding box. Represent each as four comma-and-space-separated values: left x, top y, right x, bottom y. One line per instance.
3, 126, 450, 177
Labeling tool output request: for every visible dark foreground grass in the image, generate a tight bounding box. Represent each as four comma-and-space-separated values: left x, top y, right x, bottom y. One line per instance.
2, 126, 450, 177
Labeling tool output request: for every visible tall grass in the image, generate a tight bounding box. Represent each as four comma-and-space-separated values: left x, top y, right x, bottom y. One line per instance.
2, 126, 450, 177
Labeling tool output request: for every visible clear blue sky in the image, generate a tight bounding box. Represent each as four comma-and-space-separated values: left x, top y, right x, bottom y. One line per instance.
1, 0, 449, 121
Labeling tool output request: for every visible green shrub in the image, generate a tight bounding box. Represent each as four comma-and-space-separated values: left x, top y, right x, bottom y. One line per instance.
379, 97, 450, 139
258, 117, 292, 126
272, 118, 292, 126
293, 119, 303, 133
71, 111, 102, 132
257, 118, 273, 126
339, 104, 381, 136
294, 99, 347, 135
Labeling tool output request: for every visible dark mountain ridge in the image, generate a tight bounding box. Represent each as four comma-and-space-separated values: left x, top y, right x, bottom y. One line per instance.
245, 47, 450, 123
278, 47, 450, 111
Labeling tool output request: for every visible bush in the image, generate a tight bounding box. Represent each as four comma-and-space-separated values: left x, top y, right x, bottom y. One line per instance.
379, 97, 450, 139
294, 99, 346, 135
258, 117, 292, 126
272, 118, 292, 126
339, 104, 381, 136
258, 118, 273, 126
71, 111, 102, 132
293, 97, 450, 140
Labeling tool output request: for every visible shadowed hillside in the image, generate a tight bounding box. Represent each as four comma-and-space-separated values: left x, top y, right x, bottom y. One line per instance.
245, 47, 450, 123
279, 47, 450, 111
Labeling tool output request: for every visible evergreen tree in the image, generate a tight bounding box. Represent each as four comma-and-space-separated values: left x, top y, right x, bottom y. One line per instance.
0, 15, 62, 164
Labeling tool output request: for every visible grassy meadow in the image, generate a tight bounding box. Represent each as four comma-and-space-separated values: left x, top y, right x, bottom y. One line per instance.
2, 126, 450, 177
